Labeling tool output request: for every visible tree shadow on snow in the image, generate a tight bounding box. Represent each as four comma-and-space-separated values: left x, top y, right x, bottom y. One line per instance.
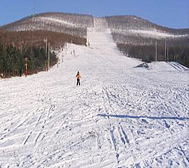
97, 114, 189, 121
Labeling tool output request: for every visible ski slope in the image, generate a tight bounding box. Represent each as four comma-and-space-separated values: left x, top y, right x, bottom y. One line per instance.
0, 18, 189, 168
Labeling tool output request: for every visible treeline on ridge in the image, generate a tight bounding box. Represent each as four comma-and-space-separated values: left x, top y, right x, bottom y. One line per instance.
0, 30, 86, 49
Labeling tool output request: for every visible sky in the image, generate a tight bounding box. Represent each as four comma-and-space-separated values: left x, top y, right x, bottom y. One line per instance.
0, 0, 189, 28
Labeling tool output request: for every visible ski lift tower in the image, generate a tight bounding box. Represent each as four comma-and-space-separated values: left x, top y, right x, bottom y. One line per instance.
155, 39, 158, 62
33, 0, 36, 15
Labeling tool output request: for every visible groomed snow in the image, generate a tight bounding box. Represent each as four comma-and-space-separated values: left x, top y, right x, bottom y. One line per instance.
0, 18, 189, 168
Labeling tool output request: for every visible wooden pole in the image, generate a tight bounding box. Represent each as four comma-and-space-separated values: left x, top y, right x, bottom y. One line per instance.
165, 40, 167, 61
155, 40, 158, 61
48, 43, 50, 70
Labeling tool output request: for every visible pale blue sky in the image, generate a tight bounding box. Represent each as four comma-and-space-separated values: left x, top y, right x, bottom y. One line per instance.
0, 0, 189, 28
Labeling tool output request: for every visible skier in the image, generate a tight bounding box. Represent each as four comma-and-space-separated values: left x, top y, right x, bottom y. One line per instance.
76, 71, 81, 86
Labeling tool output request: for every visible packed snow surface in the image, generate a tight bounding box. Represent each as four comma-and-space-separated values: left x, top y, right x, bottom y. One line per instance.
0, 18, 189, 168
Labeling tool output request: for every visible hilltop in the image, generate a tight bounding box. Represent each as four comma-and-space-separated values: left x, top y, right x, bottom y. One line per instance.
0, 12, 189, 68
0, 12, 189, 47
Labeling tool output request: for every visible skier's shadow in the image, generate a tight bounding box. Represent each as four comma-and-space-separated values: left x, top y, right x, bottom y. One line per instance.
97, 114, 189, 121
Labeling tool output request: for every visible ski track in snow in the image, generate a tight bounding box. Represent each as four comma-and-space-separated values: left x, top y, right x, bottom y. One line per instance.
0, 18, 189, 168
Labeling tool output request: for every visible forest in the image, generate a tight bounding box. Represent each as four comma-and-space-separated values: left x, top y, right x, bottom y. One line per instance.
0, 30, 87, 78
117, 43, 189, 67
0, 42, 57, 78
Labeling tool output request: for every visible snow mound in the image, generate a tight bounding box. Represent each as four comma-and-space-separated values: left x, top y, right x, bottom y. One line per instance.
135, 63, 149, 69
147, 61, 189, 72
167, 62, 189, 71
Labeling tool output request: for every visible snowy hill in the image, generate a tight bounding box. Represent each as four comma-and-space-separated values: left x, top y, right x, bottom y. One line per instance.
0, 12, 93, 38
1, 13, 189, 45
105, 16, 189, 45
0, 17, 189, 168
